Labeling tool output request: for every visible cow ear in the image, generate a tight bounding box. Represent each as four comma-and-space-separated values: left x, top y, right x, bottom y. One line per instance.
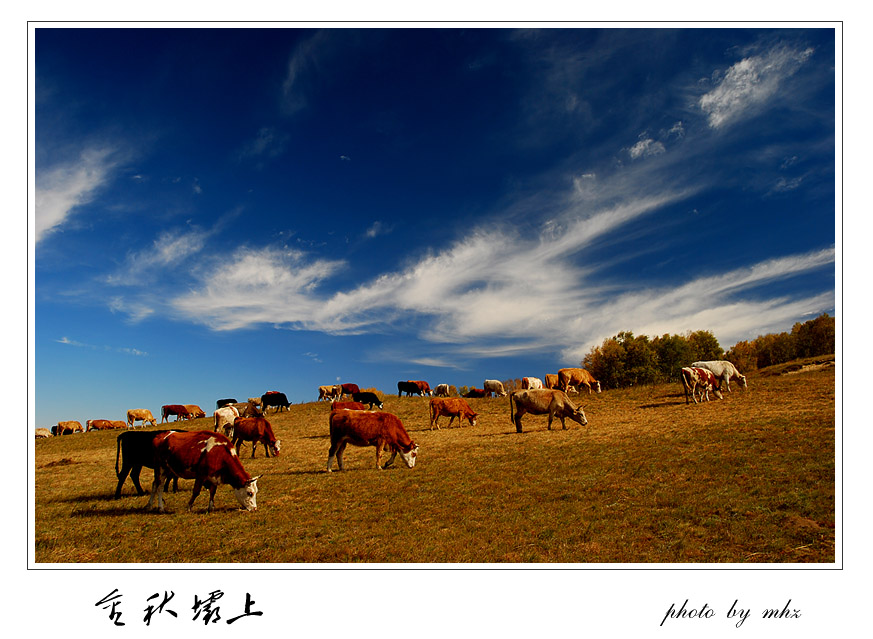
248, 475, 263, 483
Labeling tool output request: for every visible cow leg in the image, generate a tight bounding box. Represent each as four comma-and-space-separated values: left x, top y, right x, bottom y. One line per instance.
382, 446, 398, 469
115, 463, 133, 499
147, 468, 165, 511
207, 485, 218, 513
547, 411, 553, 430
375, 442, 384, 469
560, 415, 567, 430
188, 478, 204, 512
130, 465, 147, 495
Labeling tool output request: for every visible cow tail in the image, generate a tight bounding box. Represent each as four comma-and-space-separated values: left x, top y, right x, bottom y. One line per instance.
509, 392, 515, 425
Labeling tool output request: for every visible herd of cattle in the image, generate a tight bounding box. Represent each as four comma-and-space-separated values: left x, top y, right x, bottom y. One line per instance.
36, 361, 747, 513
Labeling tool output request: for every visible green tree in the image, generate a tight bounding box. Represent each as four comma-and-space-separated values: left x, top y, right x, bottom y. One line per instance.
687, 330, 724, 362
791, 313, 836, 358
652, 333, 696, 382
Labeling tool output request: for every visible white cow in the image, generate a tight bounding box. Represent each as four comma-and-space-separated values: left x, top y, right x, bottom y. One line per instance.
213, 405, 241, 438
521, 377, 543, 390
483, 379, 507, 397
691, 360, 748, 393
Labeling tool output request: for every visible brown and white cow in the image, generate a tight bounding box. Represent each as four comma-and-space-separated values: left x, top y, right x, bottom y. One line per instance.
232, 417, 281, 458
318, 385, 343, 401
521, 377, 544, 390
681, 367, 724, 404
433, 383, 450, 397
35, 427, 53, 438
127, 408, 158, 428
161, 404, 192, 423
327, 410, 419, 471
509, 389, 589, 433
213, 405, 241, 438
558, 368, 601, 394
87, 419, 126, 431
56, 420, 84, 435
331, 401, 367, 411
184, 405, 206, 419
691, 360, 748, 393
429, 397, 478, 430
147, 430, 261, 513
483, 379, 507, 397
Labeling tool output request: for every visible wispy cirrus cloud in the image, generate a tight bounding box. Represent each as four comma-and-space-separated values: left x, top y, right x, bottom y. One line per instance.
105, 227, 211, 287
698, 44, 815, 129
56, 336, 148, 356
35, 147, 121, 244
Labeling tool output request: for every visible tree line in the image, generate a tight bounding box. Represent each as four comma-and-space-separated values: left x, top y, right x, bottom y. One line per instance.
579, 313, 835, 390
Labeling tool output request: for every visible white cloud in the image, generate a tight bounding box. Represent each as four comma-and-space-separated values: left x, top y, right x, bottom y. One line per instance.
699, 44, 814, 129
106, 227, 210, 286
35, 147, 119, 244
629, 137, 666, 160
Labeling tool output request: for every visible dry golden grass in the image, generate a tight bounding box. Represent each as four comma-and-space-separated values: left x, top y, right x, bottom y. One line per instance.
34, 360, 835, 563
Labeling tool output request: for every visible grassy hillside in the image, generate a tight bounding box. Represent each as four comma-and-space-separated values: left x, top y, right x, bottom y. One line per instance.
33, 362, 835, 563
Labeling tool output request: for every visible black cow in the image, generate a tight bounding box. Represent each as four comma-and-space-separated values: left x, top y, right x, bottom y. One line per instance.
216, 398, 237, 409
352, 391, 383, 409
398, 381, 423, 397
261, 391, 291, 412
115, 430, 183, 498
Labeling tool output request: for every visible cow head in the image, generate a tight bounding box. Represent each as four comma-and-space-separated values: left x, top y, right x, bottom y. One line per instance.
569, 406, 588, 427
738, 374, 748, 390
399, 444, 419, 468
233, 475, 261, 511
712, 388, 724, 400
594, 381, 602, 393
269, 440, 281, 456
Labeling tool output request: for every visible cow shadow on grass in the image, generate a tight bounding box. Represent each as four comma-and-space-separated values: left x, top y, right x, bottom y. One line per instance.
638, 393, 688, 409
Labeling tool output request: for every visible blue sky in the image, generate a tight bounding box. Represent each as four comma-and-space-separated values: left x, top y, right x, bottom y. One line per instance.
33, 27, 836, 428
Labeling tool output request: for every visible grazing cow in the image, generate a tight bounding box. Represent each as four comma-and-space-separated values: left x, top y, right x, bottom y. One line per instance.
331, 401, 367, 411
216, 398, 237, 409
184, 405, 206, 419
544, 374, 560, 390
434, 383, 450, 397
352, 391, 383, 409
161, 404, 192, 423
464, 387, 487, 398
429, 397, 478, 430
339, 383, 361, 398
327, 410, 419, 472
35, 428, 53, 438
247, 397, 262, 407
213, 405, 241, 438
691, 360, 748, 393
232, 417, 281, 458
522, 377, 544, 390
509, 389, 588, 433
681, 367, 724, 405
56, 420, 84, 435
87, 419, 112, 431
147, 431, 261, 513
231, 401, 263, 418
260, 391, 291, 412
558, 368, 601, 394
115, 430, 182, 498
127, 409, 158, 428
483, 379, 507, 397
318, 385, 343, 402
411, 381, 432, 397
398, 380, 424, 397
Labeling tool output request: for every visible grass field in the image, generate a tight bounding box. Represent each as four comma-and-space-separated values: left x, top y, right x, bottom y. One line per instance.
33, 357, 836, 564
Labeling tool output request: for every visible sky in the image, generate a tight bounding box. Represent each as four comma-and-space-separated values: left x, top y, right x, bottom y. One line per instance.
32, 27, 836, 428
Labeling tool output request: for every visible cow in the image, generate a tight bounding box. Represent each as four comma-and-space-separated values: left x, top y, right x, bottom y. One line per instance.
398, 380, 424, 397
213, 405, 241, 438
318, 385, 343, 402
231, 417, 281, 458
352, 391, 383, 409
247, 397, 262, 407
260, 391, 291, 412
127, 409, 158, 428
509, 389, 588, 433
433, 384, 450, 397
336, 383, 359, 399
161, 404, 192, 423
86, 419, 113, 431
184, 405, 206, 419
216, 398, 237, 409
331, 401, 368, 411
691, 360, 748, 393
411, 380, 432, 397
483, 379, 507, 397
522, 377, 544, 390
231, 401, 263, 418
35, 428, 53, 438
558, 368, 601, 394
544, 374, 560, 389
115, 430, 182, 498
681, 367, 724, 404
429, 397, 478, 430
56, 420, 84, 435
147, 430, 261, 513
464, 387, 487, 398
327, 410, 419, 472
